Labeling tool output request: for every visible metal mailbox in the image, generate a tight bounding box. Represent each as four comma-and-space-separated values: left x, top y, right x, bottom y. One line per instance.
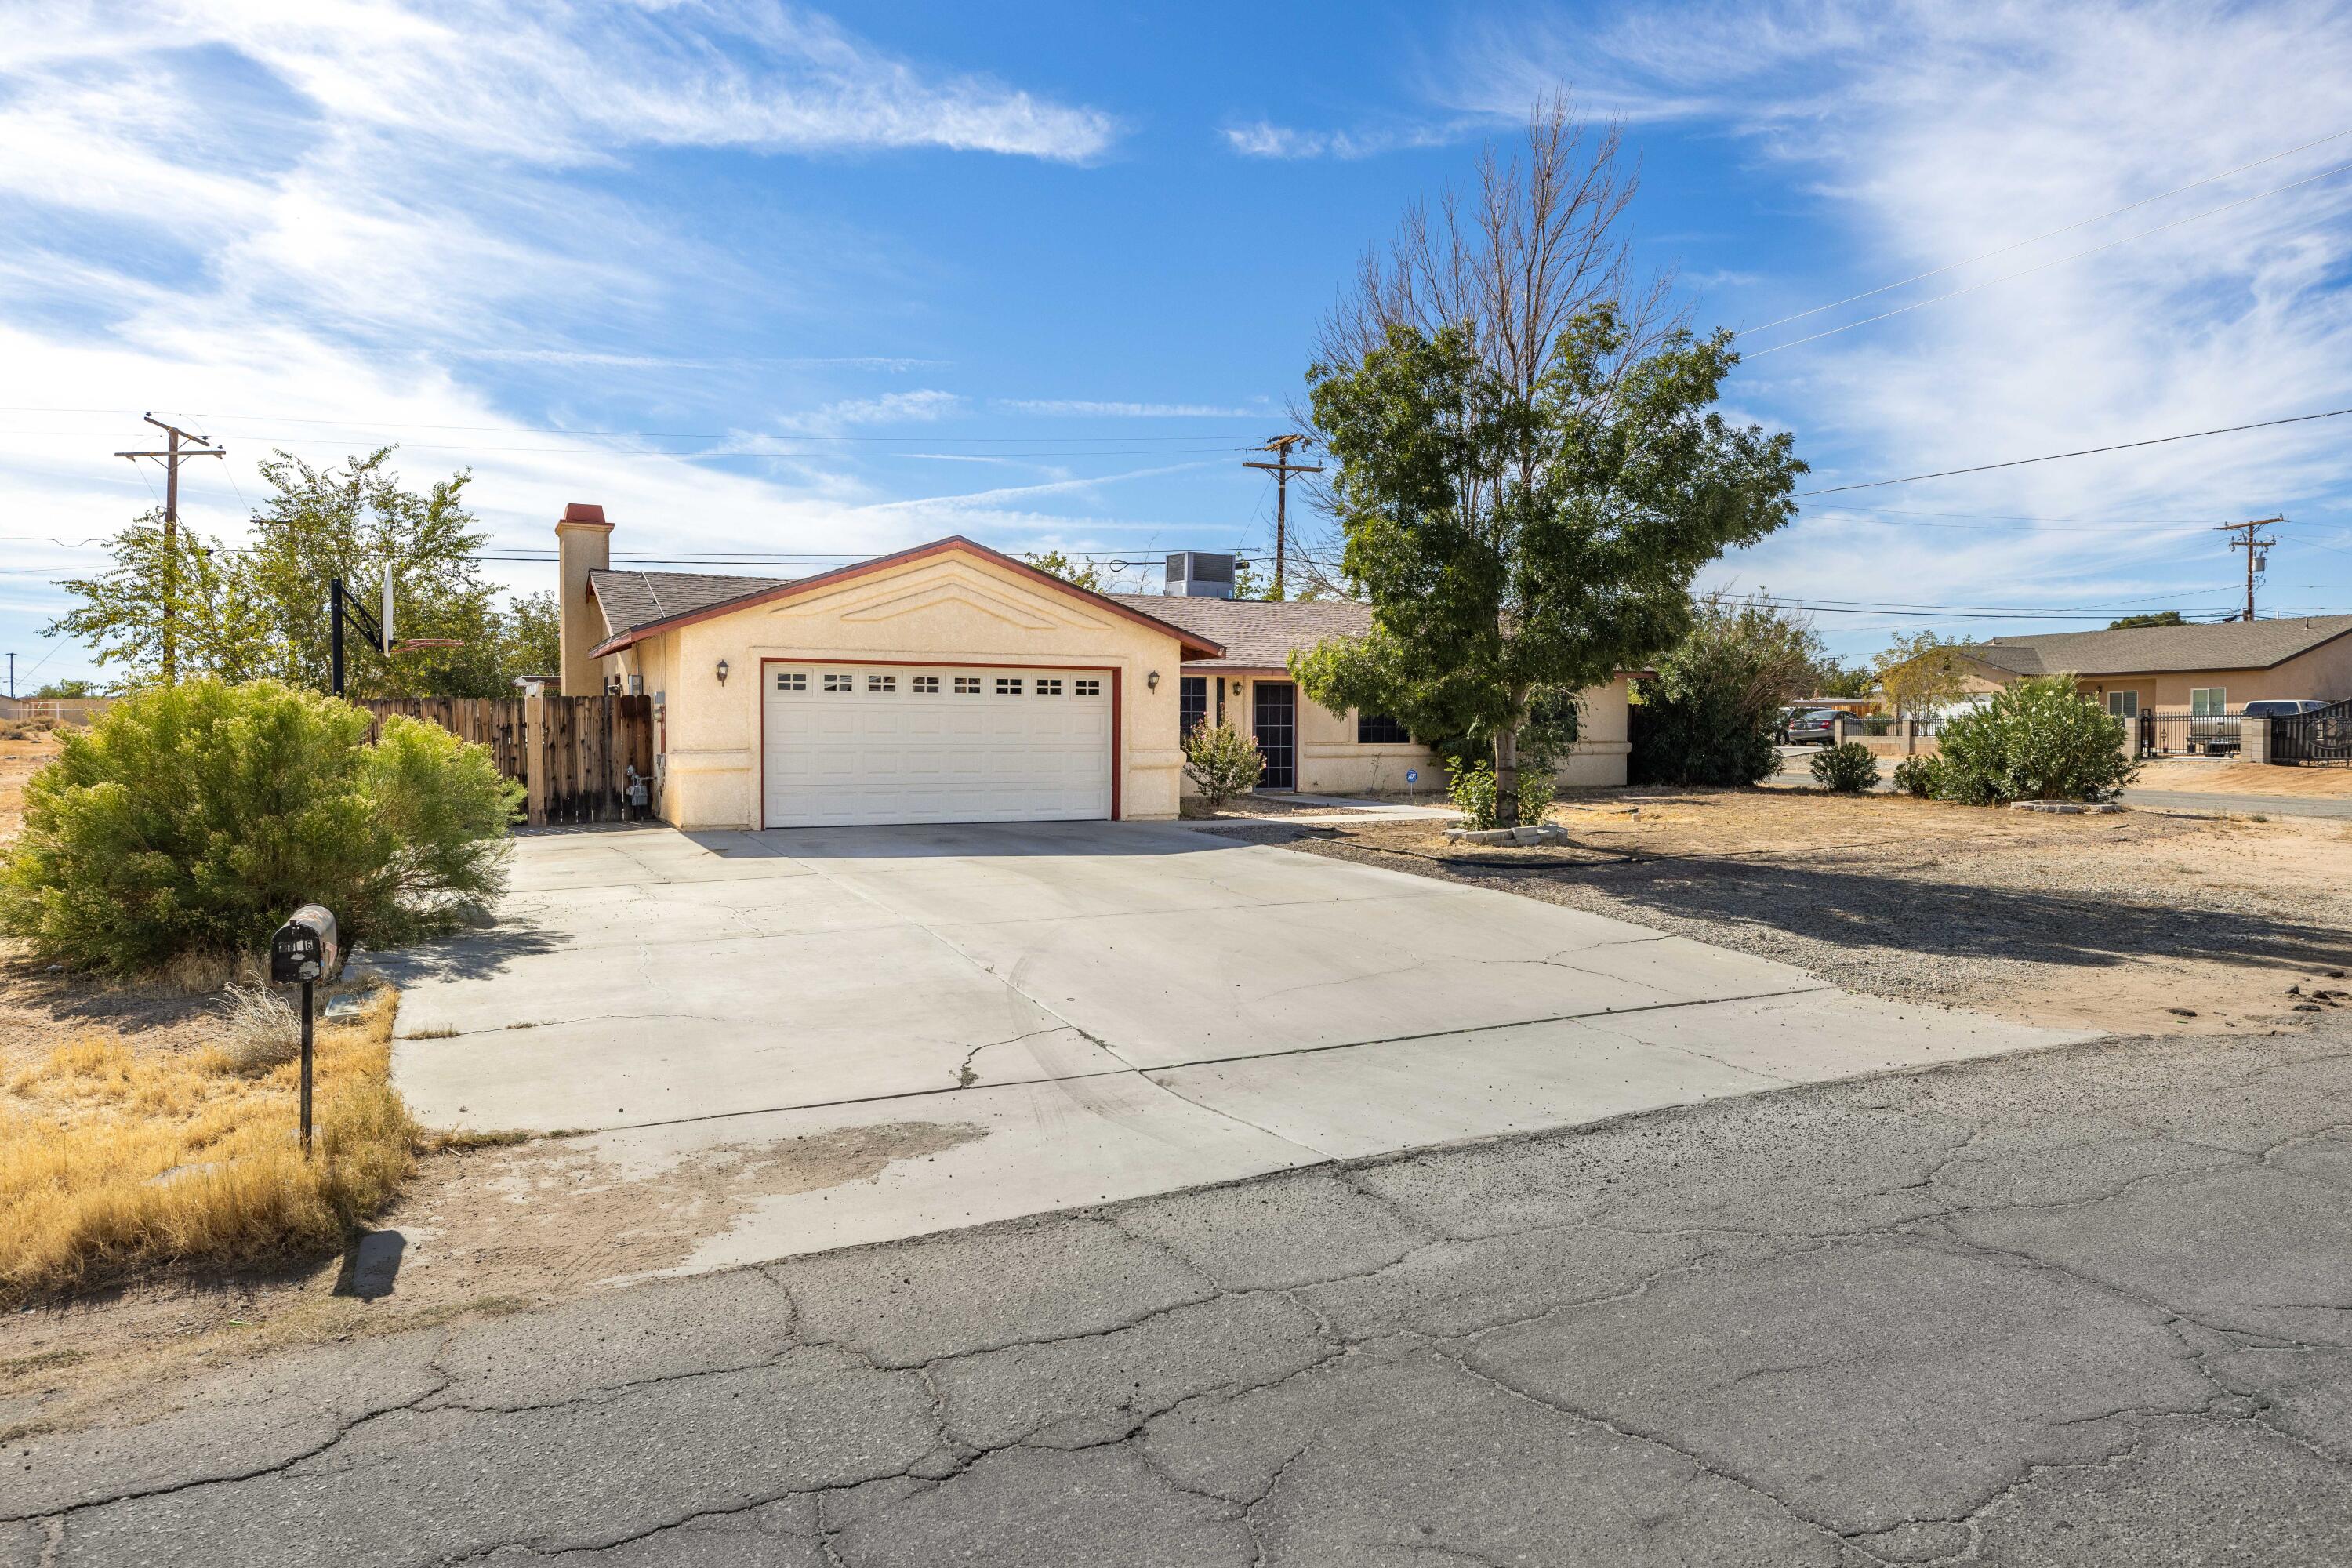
270, 904, 339, 984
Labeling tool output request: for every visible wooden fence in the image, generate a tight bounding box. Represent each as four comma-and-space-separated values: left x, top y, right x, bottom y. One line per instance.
358, 695, 655, 828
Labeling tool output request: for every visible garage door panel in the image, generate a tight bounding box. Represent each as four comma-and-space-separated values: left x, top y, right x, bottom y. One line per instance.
764, 663, 1112, 828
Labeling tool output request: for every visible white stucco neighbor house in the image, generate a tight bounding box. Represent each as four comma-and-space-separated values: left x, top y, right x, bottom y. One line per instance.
553, 504, 1632, 830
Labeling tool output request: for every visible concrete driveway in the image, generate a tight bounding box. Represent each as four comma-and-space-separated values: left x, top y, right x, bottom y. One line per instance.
379, 821, 2082, 1266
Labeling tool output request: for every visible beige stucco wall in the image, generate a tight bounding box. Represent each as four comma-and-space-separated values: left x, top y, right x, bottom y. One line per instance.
597, 550, 1191, 829
555, 515, 611, 698
1178, 671, 1633, 797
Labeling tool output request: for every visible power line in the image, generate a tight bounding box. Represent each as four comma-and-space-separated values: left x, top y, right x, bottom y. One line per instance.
1745, 155, 2352, 357
1740, 126, 2352, 337
1791, 406, 2352, 496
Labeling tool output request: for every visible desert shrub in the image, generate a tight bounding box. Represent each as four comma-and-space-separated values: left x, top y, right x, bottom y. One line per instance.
1628, 593, 1813, 787
0, 678, 520, 973
1933, 676, 2136, 804
218, 982, 302, 1071
1182, 719, 1263, 809
1810, 741, 1881, 793
1448, 760, 1555, 830
1890, 754, 1942, 798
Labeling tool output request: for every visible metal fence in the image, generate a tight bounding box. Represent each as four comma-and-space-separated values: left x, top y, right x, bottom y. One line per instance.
2274, 700, 2352, 767
2140, 709, 2242, 757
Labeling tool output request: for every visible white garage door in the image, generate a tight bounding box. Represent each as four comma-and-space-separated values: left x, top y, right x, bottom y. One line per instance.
763, 663, 1112, 828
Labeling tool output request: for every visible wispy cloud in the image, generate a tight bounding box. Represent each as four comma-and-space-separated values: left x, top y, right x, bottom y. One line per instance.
1440, 1, 2352, 642
1220, 117, 1471, 160
773, 389, 965, 434
990, 398, 1266, 418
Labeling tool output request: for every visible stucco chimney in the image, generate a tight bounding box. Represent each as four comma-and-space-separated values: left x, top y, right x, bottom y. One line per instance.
555, 503, 612, 696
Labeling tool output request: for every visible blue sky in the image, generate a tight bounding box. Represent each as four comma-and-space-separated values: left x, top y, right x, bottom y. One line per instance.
5, 0, 2352, 691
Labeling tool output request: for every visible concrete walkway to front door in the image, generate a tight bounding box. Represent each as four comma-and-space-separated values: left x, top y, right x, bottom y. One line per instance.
379, 821, 2088, 1273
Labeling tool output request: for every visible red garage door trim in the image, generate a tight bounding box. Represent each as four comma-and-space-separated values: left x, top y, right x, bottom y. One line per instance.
757, 656, 1122, 826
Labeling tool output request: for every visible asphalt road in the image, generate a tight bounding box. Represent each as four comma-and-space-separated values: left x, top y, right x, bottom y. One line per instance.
10, 1022, 2352, 1566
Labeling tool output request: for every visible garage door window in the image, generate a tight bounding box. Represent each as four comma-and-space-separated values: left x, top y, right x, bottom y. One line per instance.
912, 676, 939, 693
1036, 677, 1063, 695
955, 677, 981, 695
823, 673, 851, 692
866, 674, 896, 693
775, 671, 806, 692
1076, 678, 1101, 697
996, 677, 1022, 695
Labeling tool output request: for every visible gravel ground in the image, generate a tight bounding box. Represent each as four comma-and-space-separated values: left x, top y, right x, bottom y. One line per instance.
1202, 789, 2352, 1037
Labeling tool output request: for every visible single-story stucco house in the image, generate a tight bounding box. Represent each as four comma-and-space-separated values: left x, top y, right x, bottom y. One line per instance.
1950, 615, 2352, 719
553, 504, 1631, 829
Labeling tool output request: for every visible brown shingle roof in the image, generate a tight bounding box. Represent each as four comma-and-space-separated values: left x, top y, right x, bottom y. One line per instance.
582, 539, 1226, 659
1960, 614, 2352, 677
590, 570, 789, 639
1105, 593, 1370, 671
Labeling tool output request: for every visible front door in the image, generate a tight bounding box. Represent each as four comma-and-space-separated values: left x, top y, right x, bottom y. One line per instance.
1254, 681, 1296, 790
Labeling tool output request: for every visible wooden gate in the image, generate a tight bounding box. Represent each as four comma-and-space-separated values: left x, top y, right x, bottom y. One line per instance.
358, 695, 655, 827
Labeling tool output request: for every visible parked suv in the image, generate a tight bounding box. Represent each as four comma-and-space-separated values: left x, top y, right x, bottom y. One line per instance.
2241, 699, 2330, 718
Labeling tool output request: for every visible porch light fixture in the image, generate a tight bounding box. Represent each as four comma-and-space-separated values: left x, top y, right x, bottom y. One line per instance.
715, 659, 730, 684
1147, 670, 1160, 691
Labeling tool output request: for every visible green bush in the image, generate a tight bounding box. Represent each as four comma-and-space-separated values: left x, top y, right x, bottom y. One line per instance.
1627, 593, 1814, 787
1932, 676, 2136, 805
0, 678, 520, 973
1448, 760, 1555, 830
1890, 754, 1942, 797
1809, 740, 1881, 793
1181, 719, 1263, 809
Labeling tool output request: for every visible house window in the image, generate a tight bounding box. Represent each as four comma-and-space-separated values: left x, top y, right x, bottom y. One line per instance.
822, 673, 851, 692
954, 677, 982, 695
1357, 713, 1410, 745
996, 677, 1022, 695
1036, 677, 1064, 695
1180, 675, 1207, 736
2107, 691, 2139, 720
911, 676, 940, 694
866, 674, 896, 693
1074, 678, 1101, 697
2190, 687, 2227, 716
775, 671, 806, 692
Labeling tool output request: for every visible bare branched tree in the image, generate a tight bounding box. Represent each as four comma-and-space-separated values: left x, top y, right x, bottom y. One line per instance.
1289, 92, 1677, 597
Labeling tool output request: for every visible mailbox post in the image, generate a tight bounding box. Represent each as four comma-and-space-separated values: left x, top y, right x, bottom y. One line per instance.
270, 904, 339, 1156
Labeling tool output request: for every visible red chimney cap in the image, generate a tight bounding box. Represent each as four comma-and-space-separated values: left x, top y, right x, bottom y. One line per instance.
559, 503, 609, 528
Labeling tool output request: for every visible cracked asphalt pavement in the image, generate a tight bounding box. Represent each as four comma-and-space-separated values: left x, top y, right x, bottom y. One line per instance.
11, 1022, 2352, 1566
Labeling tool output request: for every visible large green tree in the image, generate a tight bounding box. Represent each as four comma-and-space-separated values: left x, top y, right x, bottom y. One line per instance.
1289, 99, 1806, 821
1296, 310, 1803, 820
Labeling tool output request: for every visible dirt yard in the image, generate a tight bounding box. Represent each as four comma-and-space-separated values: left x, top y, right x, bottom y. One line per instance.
2136, 757, 2352, 797
1212, 786, 2352, 1040
0, 725, 63, 845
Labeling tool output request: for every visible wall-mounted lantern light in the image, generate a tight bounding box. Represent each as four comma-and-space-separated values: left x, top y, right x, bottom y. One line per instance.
715, 659, 731, 684
1146, 670, 1160, 691
1230, 679, 1243, 696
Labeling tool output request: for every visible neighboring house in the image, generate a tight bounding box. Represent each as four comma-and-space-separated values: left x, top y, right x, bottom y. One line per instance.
1951, 615, 2352, 720
554, 505, 1632, 830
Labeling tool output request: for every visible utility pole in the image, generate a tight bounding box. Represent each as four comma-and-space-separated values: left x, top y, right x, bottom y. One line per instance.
5, 653, 13, 700
114, 413, 224, 683
2216, 516, 2284, 621
1243, 435, 1323, 601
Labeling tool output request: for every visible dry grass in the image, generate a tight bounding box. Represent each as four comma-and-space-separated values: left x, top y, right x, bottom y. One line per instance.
0, 986, 418, 1302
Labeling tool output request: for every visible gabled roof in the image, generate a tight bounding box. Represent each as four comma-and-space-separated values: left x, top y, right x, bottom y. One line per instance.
1958, 614, 2352, 677
1105, 593, 1372, 673
584, 536, 1227, 660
